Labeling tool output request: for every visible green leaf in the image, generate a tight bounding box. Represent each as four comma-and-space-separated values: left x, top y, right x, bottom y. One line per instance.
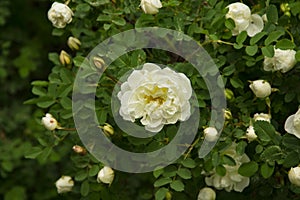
233, 43, 243, 49
260, 162, 274, 179
276, 39, 296, 50
181, 158, 196, 168
216, 165, 226, 176
283, 134, 300, 151
236, 31, 247, 44
261, 46, 274, 58
238, 161, 258, 177
89, 165, 100, 176
81, 180, 89, 197
266, 5, 278, 24
260, 145, 283, 163
230, 77, 243, 88
112, 17, 126, 26
24, 146, 43, 159
60, 96, 72, 109
155, 188, 168, 200
170, 180, 185, 192
225, 18, 235, 30
264, 30, 285, 46
177, 168, 192, 179
250, 32, 267, 45
31, 80, 49, 86
212, 151, 220, 167
222, 155, 236, 166
254, 121, 281, 144
32, 86, 47, 96
154, 177, 172, 187
245, 45, 258, 56
283, 151, 300, 168
4, 186, 26, 200
295, 50, 300, 62
75, 169, 88, 181
153, 168, 164, 178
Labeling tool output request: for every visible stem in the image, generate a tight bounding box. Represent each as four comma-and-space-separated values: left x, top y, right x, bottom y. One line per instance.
184, 137, 200, 160
65, 0, 71, 5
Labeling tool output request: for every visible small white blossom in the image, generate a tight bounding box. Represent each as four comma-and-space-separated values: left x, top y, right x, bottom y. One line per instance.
97, 166, 114, 185
140, 0, 162, 14
249, 80, 272, 98
205, 143, 250, 192
263, 48, 297, 73
117, 63, 192, 133
41, 113, 58, 131
204, 127, 219, 142
197, 187, 216, 200
285, 108, 300, 139
47, 2, 73, 28
253, 113, 271, 123
226, 3, 264, 37
288, 166, 300, 186
55, 176, 74, 193
246, 126, 257, 142
246, 14, 264, 37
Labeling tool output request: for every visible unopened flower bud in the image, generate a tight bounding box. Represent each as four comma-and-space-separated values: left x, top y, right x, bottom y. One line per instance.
197, 187, 216, 200
249, 80, 272, 98
93, 56, 106, 71
41, 113, 58, 130
59, 50, 72, 66
102, 123, 114, 136
225, 88, 234, 101
165, 191, 172, 200
245, 126, 257, 142
55, 176, 74, 193
72, 145, 87, 155
288, 166, 300, 187
67, 36, 81, 51
204, 127, 218, 142
224, 109, 232, 120
97, 166, 114, 185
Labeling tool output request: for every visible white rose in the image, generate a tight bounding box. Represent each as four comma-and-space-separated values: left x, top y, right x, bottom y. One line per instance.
55, 176, 74, 193
226, 3, 263, 37
226, 3, 251, 36
263, 48, 297, 73
288, 166, 300, 186
97, 166, 114, 185
253, 113, 271, 123
41, 113, 58, 130
245, 125, 257, 142
204, 127, 219, 142
140, 0, 162, 14
117, 63, 192, 133
285, 108, 300, 139
205, 143, 250, 192
47, 2, 73, 28
249, 80, 272, 98
197, 187, 216, 200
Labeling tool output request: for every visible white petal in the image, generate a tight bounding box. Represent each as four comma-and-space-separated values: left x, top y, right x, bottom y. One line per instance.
246, 14, 264, 37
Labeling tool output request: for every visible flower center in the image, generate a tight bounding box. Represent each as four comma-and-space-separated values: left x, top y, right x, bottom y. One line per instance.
143, 86, 168, 105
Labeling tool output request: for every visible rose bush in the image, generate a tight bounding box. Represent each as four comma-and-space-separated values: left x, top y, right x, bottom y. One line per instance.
14, 0, 300, 199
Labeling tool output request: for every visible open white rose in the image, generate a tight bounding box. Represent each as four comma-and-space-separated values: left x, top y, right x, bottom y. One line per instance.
249, 80, 272, 98
197, 187, 216, 200
47, 2, 73, 28
226, 3, 251, 36
263, 48, 297, 73
41, 113, 58, 130
205, 143, 250, 192
285, 108, 300, 139
97, 166, 114, 185
117, 63, 192, 133
253, 113, 271, 123
288, 166, 300, 186
226, 3, 263, 37
55, 176, 74, 193
245, 125, 257, 142
140, 0, 162, 14
204, 127, 219, 142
